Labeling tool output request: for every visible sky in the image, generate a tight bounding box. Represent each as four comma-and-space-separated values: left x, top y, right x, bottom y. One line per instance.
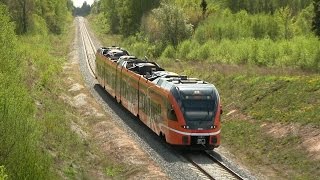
72, 0, 94, 8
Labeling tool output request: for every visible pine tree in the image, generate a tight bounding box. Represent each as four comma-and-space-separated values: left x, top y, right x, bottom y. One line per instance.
312, 0, 320, 37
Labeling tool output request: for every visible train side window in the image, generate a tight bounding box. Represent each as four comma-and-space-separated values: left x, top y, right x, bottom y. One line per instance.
167, 104, 177, 121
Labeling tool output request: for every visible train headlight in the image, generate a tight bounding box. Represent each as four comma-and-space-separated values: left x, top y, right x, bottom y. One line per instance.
210, 125, 216, 129
181, 125, 189, 129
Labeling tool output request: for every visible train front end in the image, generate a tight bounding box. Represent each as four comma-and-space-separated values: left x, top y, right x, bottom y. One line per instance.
166, 80, 222, 150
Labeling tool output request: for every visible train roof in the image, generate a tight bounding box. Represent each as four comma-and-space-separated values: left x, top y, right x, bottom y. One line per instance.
108, 49, 125, 53
153, 76, 216, 93
97, 46, 130, 58
99, 46, 121, 50
97, 46, 217, 96
152, 71, 179, 78
118, 56, 137, 61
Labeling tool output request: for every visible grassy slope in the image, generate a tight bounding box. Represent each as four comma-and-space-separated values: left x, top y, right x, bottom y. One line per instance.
15, 22, 113, 179
159, 60, 320, 179
88, 13, 320, 178
18, 26, 91, 178
39, 21, 143, 179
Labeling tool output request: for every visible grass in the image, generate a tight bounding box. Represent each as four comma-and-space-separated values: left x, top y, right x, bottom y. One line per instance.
88, 13, 320, 178
0, 166, 8, 180
223, 120, 319, 179
160, 61, 320, 127
16, 25, 88, 179
43, 20, 141, 179
1, 6, 51, 179
26, 25, 106, 179
105, 165, 124, 177
160, 60, 320, 179
88, 15, 122, 47
1, 13, 149, 179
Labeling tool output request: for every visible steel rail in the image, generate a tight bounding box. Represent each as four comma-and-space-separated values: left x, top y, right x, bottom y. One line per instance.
78, 17, 96, 77
78, 17, 244, 180
182, 151, 244, 180
81, 18, 97, 54
184, 153, 215, 180
204, 151, 243, 180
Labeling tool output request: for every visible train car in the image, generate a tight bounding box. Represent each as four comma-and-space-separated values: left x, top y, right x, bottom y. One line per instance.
95, 47, 222, 150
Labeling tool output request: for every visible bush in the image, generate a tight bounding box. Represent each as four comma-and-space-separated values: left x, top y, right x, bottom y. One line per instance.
177, 34, 320, 71
141, 3, 193, 47
0, 166, 8, 180
92, 13, 110, 34
177, 40, 192, 59
0, 5, 51, 179
29, 14, 49, 36
194, 26, 207, 44
197, 42, 211, 60
185, 41, 201, 61
161, 45, 176, 59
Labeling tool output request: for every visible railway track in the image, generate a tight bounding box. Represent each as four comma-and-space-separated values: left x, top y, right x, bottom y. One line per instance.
78, 17, 96, 77
77, 17, 248, 180
183, 151, 244, 180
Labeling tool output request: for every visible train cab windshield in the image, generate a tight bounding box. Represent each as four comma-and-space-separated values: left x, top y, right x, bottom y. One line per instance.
171, 86, 219, 129
181, 94, 216, 122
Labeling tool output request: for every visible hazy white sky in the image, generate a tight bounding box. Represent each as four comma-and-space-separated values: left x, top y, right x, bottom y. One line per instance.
72, 0, 94, 8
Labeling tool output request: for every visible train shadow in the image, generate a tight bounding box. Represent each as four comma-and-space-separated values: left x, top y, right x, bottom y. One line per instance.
93, 84, 180, 163
207, 150, 223, 161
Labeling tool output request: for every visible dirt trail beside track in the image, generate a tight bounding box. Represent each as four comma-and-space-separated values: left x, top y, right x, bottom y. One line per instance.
58, 20, 168, 179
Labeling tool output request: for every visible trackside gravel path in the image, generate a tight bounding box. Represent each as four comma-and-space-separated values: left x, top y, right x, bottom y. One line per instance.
76, 17, 258, 180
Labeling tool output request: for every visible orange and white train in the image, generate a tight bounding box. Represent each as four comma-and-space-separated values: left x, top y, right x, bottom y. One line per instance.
95, 47, 222, 150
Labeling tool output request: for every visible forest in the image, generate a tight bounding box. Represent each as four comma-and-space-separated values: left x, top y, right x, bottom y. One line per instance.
91, 0, 320, 71
0, 0, 74, 179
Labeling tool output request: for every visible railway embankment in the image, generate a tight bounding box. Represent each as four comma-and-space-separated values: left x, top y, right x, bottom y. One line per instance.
161, 60, 320, 179
88, 14, 320, 179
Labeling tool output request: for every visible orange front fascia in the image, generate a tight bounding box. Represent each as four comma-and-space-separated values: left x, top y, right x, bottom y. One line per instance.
162, 94, 221, 146
163, 124, 221, 145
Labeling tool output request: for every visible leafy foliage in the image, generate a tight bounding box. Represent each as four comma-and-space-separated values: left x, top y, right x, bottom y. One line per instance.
1, 0, 71, 34
141, 3, 193, 47
0, 166, 8, 180
221, 0, 313, 14
0, 5, 51, 179
73, 1, 91, 17
312, 0, 320, 37
92, 0, 160, 36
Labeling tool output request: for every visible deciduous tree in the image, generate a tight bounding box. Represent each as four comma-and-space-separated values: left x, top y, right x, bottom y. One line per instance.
142, 3, 192, 46
312, 0, 320, 37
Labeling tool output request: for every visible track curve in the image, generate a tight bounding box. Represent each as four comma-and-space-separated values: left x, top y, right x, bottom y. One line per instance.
78, 17, 96, 77
76, 16, 256, 180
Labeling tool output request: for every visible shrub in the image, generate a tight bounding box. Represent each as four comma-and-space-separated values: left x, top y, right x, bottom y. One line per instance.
185, 41, 201, 60
161, 45, 176, 59
93, 12, 110, 34
141, 3, 193, 47
0, 5, 51, 179
29, 14, 48, 36
194, 26, 207, 44
0, 166, 8, 180
177, 40, 192, 59
197, 42, 211, 60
